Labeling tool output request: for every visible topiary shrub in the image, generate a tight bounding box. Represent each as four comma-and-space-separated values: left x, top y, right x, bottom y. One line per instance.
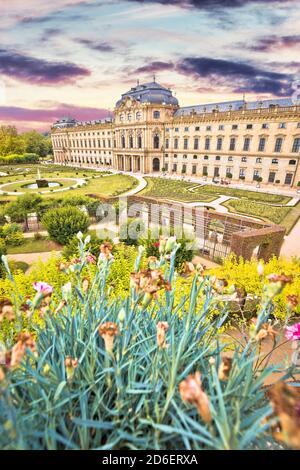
42, 206, 90, 245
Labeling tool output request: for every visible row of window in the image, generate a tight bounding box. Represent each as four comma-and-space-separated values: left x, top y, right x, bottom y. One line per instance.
119, 111, 160, 122
165, 136, 300, 153
164, 163, 294, 184
165, 154, 297, 165
166, 122, 300, 133
53, 135, 300, 154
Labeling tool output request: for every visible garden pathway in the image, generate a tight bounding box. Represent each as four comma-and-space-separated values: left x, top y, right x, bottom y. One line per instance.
8, 251, 61, 270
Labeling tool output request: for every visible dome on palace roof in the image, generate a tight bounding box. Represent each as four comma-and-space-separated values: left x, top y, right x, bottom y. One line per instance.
116, 81, 179, 108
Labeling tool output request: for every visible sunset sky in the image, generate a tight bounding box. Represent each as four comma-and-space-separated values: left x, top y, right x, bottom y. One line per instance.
0, 0, 299, 131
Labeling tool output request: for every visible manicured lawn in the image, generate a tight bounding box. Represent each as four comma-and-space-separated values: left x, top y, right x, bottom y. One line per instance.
279, 200, 300, 234
0, 170, 138, 201
7, 238, 62, 254
139, 177, 290, 204
139, 177, 217, 202
222, 199, 291, 224
191, 184, 290, 204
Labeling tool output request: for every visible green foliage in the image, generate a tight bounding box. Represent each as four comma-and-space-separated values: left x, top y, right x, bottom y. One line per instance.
0, 238, 7, 277
5, 193, 43, 223
63, 232, 105, 259
224, 199, 290, 224
119, 218, 146, 246
210, 255, 300, 320
0, 223, 24, 246
142, 232, 194, 271
0, 153, 39, 165
0, 125, 51, 159
42, 206, 90, 245
0, 239, 298, 450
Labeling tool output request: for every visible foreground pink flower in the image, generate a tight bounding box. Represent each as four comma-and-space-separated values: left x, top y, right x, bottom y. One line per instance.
285, 322, 300, 341
33, 282, 53, 295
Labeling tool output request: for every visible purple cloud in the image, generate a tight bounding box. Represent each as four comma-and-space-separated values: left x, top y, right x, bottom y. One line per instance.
132, 57, 294, 96
0, 103, 112, 131
176, 57, 292, 96
246, 35, 300, 52
0, 49, 90, 85
127, 0, 297, 9
76, 39, 115, 52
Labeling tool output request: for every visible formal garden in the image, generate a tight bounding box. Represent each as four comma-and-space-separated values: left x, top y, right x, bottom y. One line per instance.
139, 177, 300, 232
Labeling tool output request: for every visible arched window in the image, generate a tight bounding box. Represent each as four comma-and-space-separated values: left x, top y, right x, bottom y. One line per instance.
137, 134, 142, 148
153, 133, 160, 149
129, 135, 133, 149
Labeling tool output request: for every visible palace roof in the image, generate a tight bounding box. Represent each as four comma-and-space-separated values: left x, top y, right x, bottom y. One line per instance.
175, 98, 295, 116
115, 81, 179, 107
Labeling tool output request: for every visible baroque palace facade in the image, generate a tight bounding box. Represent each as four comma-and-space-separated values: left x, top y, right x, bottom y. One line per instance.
51, 81, 300, 187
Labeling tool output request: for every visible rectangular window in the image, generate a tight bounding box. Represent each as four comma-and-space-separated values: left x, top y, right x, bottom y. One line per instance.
214, 167, 220, 178
243, 137, 250, 151
232, 124, 238, 130
262, 123, 269, 129
229, 138, 236, 151
203, 165, 208, 176
206, 126, 211, 131
228, 156, 233, 161
165, 139, 169, 149
192, 165, 197, 175
218, 125, 224, 131
205, 138, 210, 150
216, 138, 223, 151
279, 122, 286, 129
274, 137, 283, 152
184, 127, 189, 132
258, 137, 266, 152
194, 138, 199, 150
183, 138, 188, 150
285, 173, 293, 185
174, 138, 178, 149
271, 158, 278, 164
292, 138, 300, 153
195, 126, 200, 131
268, 171, 276, 183
246, 124, 253, 129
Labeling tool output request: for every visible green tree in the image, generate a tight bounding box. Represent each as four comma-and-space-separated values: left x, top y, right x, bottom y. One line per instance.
22, 131, 52, 157
6, 194, 43, 224
0, 126, 25, 156
42, 206, 90, 245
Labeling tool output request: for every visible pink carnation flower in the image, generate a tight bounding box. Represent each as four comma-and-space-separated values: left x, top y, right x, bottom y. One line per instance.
33, 282, 53, 295
285, 322, 300, 341
86, 254, 96, 264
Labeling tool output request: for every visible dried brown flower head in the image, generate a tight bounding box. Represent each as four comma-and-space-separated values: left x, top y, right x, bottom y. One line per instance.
0, 299, 15, 322
218, 356, 233, 381
267, 382, 300, 450
9, 333, 36, 369
99, 322, 119, 353
179, 371, 212, 424
255, 323, 278, 342
156, 321, 169, 349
